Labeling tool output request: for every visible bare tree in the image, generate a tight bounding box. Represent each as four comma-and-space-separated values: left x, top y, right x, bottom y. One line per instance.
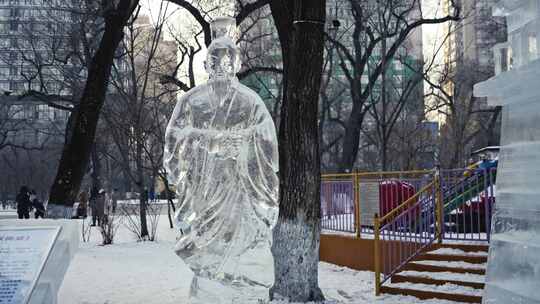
0, 94, 70, 198
325, 0, 460, 171
47, 0, 140, 217
425, 58, 501, 168
103, 4, 177, 238
0, 99, 35, 151
363, 50, 424, 170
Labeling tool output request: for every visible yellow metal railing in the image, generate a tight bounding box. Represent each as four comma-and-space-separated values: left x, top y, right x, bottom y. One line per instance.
374, 212, 381, 296
322, 169, 432, 180
373, 173, 444, 295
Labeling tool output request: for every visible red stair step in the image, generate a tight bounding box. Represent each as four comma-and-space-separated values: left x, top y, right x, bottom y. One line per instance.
415, 253, 487, 264
431, 243, 489, 253
380, 286, 482, 303
403, 262, 485, 275
391, 274, 485, 289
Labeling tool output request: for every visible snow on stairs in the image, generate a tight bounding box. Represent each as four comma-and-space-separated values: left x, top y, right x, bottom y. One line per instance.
380, 244, 489, 303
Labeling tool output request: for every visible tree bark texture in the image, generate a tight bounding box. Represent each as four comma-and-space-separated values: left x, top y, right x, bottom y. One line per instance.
48, 1, 138, 212
136, 138, 149, 238
90, 146, 102, 192
269, 0, 326, 302
339, 104, 365, 172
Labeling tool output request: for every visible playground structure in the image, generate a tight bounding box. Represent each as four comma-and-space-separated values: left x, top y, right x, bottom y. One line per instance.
320, 164, 497, 303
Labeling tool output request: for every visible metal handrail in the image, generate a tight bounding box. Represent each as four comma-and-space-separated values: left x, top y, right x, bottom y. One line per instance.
322, 169, 432, 179
374, 174, 441, 295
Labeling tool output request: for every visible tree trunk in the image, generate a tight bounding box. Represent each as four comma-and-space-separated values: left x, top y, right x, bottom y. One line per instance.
139, 193, 149, 238
90, 146, 102, 192
269, 0, 326, 302
486, 106, 502, 146
136, 139, 149, 238
339, 105, 365, 172
162, 173, 176, 229
47, 1, 137, 217
381, 139, 388, 171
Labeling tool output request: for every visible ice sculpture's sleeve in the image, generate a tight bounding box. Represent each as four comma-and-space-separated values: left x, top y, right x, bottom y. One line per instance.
239, 102, 279, 211
164, 97, 206, 195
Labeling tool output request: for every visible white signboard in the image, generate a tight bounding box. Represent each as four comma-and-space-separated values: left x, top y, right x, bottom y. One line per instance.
359, 182, 380, 227
0, 227, 61, 304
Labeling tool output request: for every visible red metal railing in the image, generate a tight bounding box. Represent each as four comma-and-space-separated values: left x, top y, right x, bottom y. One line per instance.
440, 168, 497, 242
373, 180, 439, 294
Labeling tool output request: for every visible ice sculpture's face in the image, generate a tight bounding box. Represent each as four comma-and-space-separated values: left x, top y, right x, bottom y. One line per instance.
205, 45, 239, 81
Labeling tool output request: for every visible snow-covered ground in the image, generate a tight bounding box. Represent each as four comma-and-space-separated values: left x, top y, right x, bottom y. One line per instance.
55, 215, 470, 304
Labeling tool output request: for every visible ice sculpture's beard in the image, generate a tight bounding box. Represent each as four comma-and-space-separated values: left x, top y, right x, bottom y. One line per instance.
209, 77, 233, 106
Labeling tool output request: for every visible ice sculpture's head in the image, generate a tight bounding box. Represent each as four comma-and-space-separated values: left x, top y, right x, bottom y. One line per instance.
205, 37, 241, 81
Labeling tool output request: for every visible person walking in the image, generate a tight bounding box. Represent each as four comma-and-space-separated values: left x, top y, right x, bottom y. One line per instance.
149, 187, 155, 203
142, 189, 149, 205
90, 187, 99, 226
30, 190, 45, 219
77, 191, 89, 218
16, 186, 31, 219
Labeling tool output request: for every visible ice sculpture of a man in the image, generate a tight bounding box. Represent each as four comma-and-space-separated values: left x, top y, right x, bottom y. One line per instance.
164, 17, 278, 300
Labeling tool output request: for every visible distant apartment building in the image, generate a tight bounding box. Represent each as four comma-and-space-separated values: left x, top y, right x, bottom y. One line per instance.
0, 0, 79, 95
0, 0, 81, 150
0, 0, 76, 187
441, 0, 507, 152
445, 0, 507, 82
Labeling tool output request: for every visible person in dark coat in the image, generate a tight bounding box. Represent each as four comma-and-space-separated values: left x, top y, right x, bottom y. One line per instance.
90, 187, 99, 226
77, 191, 89, 218
148, 187, 155, 202
30, 190, 45, 219
16, 186, 31, 219
142, 189, 149, 205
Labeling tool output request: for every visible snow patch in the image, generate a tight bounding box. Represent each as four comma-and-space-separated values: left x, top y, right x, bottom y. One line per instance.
54, 215, 481, 303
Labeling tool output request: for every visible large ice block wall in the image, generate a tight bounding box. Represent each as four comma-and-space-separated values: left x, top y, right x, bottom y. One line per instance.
474, 1, 540, 303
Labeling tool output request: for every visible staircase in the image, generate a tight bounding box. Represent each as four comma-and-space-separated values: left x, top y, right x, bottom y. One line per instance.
380, 243, 489, 303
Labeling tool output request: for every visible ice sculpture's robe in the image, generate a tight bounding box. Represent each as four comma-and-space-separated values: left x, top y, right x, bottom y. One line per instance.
164, 79, 278, 280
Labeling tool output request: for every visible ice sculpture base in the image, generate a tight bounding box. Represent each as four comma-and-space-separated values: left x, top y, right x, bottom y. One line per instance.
189, 276, 269, 304
187, 245, 274, 304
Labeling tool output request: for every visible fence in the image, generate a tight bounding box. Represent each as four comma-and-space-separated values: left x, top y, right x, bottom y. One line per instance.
320, 180, 356, 233
440, 168, 497, 242
321, 169, 496, 240
321, 170, 434, 237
